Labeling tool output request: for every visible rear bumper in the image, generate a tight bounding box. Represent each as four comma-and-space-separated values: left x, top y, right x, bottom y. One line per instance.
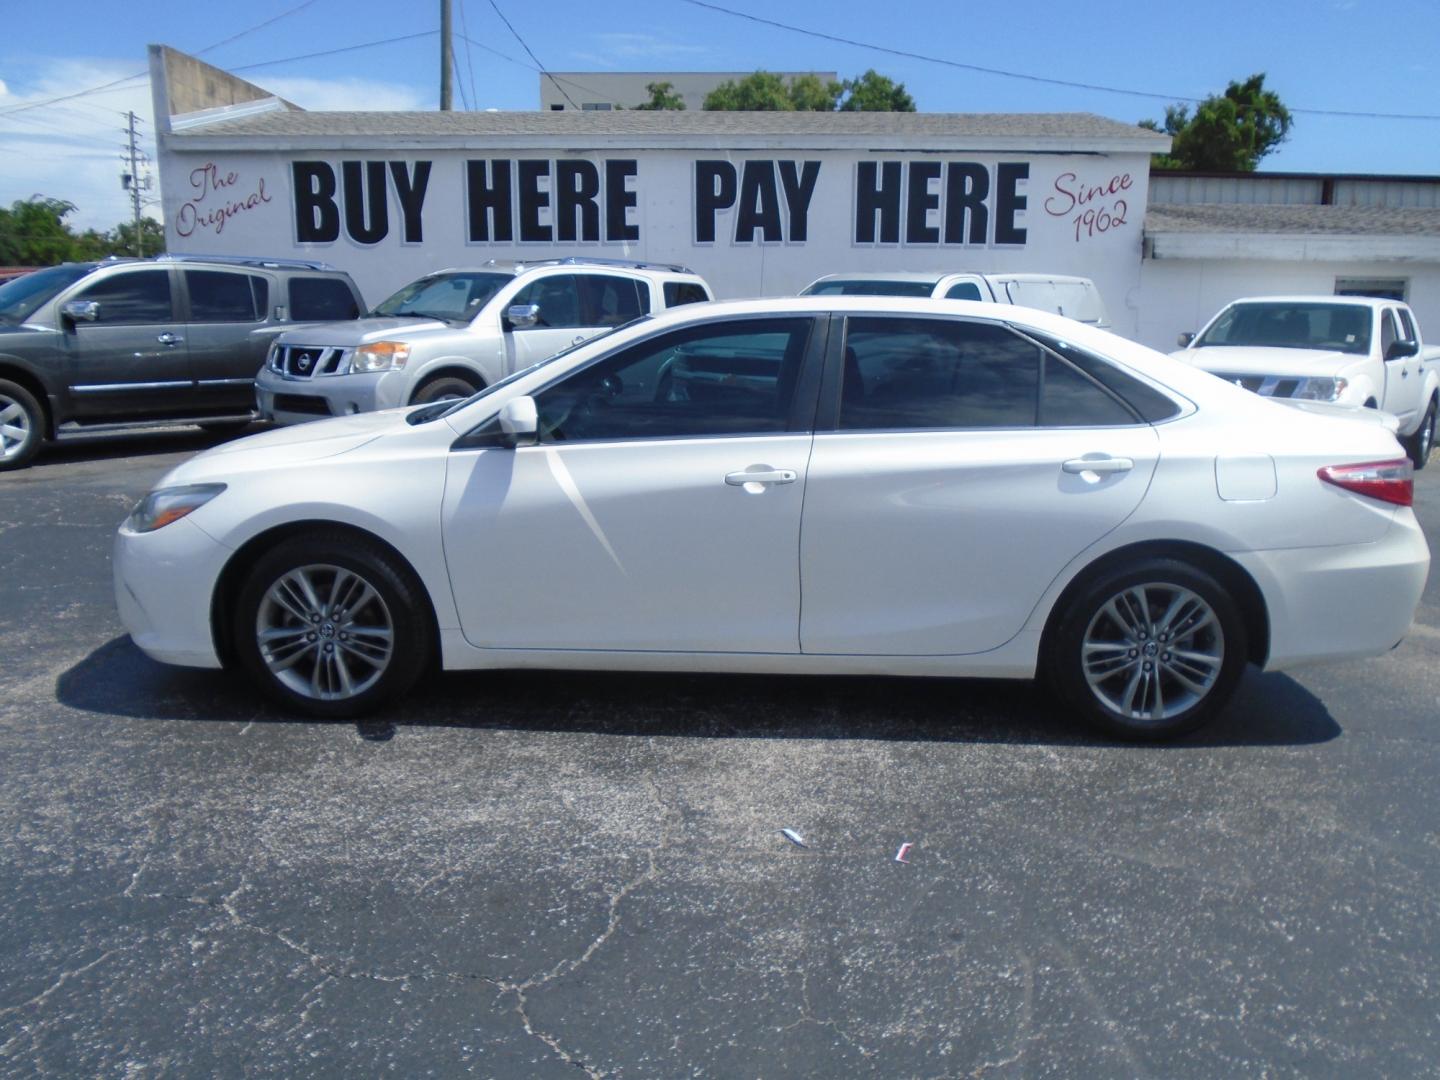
255, 368, 406, 425
1233, 509, 1431, 670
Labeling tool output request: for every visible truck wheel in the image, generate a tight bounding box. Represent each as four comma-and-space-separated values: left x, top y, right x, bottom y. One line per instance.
411, 375, 478, 406
0, 379, 44, 472
1404, 397, 1436, 470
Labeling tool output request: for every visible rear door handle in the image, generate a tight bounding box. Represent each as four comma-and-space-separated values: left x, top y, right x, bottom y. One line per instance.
1062, 456, 1134, 475
157, 332, 183, 346
725, 467, 798, 487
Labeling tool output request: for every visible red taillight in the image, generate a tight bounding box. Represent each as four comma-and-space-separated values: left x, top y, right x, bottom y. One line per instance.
1317, 458, 1414, 507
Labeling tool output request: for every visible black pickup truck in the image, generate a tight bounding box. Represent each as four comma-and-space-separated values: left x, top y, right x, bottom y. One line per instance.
0, 254, 364, 470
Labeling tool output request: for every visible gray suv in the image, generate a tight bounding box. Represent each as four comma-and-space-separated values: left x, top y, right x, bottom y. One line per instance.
0, 255, 364, 470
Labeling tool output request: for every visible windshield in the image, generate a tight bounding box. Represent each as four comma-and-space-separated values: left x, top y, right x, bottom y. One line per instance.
369, 271, 511, 322
0, 264, 94, 323
1195, 302, 1373, 355
801, 279, 938, 298
408, 316, 653, 425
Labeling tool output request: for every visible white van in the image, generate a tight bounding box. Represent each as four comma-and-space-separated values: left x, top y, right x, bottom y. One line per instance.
800, 271, 1110, 329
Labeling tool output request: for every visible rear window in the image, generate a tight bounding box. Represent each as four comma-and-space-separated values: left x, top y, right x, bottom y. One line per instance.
803, 279, 938, 298
1026, 330, 1180, 423
186, 270, 266, 322
663, 281, 710, 308
289, 276, 360, 321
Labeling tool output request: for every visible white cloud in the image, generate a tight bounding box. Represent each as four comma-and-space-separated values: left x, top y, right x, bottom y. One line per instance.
570, 32, 711, 67
0, 57, 426, 234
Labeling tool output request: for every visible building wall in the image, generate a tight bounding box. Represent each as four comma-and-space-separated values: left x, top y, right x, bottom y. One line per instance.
1137, 257, 1440, 351
159, 145, 1152, 336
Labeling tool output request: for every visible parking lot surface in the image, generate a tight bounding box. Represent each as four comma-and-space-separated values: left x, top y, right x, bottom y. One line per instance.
1, 428, 1437, 1077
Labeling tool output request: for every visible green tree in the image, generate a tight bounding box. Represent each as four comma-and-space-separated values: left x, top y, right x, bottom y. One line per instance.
787, 73, 844, 111
633, 80, 686, 110
0, 197, 86, 265
704, 69, 914, 112
110, 217, 165, 257
704, 70, 795, 111
838, 69, 916, 112
1141, 73, 1292, 171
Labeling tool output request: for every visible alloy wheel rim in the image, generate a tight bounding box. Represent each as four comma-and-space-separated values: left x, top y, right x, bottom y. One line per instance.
0, 394, 33, 461
1423, 405, 1436, 461
255, 563, 394, 701
1081, 582, 1225, 723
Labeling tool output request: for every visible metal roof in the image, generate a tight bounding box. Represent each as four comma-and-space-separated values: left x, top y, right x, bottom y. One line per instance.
166, 108, 1167, 151
1145, 203, 1440, 236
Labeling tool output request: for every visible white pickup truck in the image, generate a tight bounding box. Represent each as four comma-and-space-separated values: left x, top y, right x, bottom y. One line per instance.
1173, 295, 1440, 468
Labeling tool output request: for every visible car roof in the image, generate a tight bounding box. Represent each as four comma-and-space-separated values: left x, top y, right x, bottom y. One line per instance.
1225, 295, 1392, 309
809, 271, 944, 284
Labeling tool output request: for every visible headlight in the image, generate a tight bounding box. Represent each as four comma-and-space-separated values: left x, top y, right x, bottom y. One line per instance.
125, 484, 226, 533
266, 340, 281, 371
1294, 377, 1348, 402
351, 341, 411, 373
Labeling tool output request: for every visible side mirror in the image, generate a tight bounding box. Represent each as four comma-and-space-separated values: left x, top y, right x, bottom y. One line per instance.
1385, 339, 1419, 361
498, 395, 538, 447
506, 303, 541, 331
1177, 331, 1195, 348
61, 299, 100, 323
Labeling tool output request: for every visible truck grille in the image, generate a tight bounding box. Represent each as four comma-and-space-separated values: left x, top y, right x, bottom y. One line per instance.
1212, 373, 1302, 398
273, 345, 346, 379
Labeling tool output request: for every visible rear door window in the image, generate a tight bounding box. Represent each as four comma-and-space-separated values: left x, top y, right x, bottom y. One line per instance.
289, 277, 360, 321
578, 275, 646, 326
944, 281, 984, 301
663, 281, 711, 307
838, 317, 1038, 431
73, 269, 173, 324
186, 270, 266, 322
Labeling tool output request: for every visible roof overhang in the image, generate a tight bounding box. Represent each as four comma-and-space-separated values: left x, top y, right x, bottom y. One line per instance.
1144, 231, 1440, 263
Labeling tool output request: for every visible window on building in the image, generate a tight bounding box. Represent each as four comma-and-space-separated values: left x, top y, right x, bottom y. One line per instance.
1335, 278, 1407, 302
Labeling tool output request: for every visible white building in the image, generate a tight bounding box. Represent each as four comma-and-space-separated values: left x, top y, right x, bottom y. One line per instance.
148, 46, 1440, 351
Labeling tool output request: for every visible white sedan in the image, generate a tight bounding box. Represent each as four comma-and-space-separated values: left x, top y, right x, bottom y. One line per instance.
114, 297, 1430, 739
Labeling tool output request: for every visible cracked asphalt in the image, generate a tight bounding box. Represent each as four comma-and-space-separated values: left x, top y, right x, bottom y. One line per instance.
1, 427, 1438, 1078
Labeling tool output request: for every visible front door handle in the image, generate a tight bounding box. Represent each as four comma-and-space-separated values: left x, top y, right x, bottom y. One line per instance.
1062, 456, 1134, 476
725, 466, 798, 488
157, 332, 184, 346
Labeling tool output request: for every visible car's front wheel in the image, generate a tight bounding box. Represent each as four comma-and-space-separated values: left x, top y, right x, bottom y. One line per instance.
1046, 558, 1249, 740
232, 533, 434, 718
0, 379, 44, 472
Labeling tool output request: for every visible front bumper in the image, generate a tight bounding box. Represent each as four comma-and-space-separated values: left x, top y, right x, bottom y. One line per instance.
255, 367, 407, 426
1234, 508, 1431, 670
114, 517, 231, 669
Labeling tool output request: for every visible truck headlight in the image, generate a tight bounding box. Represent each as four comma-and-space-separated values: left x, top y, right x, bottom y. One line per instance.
265, 340, 281, 371
351, 341, 411, 373
1294, 377, 1348, 402
125, 484, 226, 533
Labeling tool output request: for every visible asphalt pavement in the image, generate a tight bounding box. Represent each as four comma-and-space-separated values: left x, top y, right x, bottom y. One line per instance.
0, 427, 1437, 1078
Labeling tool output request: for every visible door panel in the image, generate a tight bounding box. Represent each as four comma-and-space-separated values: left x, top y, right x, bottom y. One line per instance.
183, 269, 271, 409
442, 435, 810, 651
800, 427, 1159, 655
64, 269, 189, 418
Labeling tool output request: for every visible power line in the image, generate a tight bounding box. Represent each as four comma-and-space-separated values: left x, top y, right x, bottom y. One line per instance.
456, 0, 480, 108
225, 32, 438, 76
679, 0, 1440, 122
484, 0, 577, 109
0, 0, 327, 120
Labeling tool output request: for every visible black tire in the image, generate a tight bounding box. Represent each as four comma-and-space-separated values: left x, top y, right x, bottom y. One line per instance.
0, 378, 45, 472
231, 531, 434, 719
1045, 557, 1249, 740
1403, 396, 1436, 471
411, 375, 479, 406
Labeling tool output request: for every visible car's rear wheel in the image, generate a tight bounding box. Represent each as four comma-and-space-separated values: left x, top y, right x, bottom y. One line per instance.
1046, 558, 1249, 740
1404, 396, 1436, 470
232, 533, 433, 718
0, 379, 44, 472
411, 374, 478, 406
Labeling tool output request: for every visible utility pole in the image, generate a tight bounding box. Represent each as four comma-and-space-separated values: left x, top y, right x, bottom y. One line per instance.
439, 0, 453, 111
123, 111, 145, 256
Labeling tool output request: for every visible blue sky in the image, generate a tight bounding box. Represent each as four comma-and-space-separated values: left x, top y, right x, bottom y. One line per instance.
2, 0, 1437, 231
